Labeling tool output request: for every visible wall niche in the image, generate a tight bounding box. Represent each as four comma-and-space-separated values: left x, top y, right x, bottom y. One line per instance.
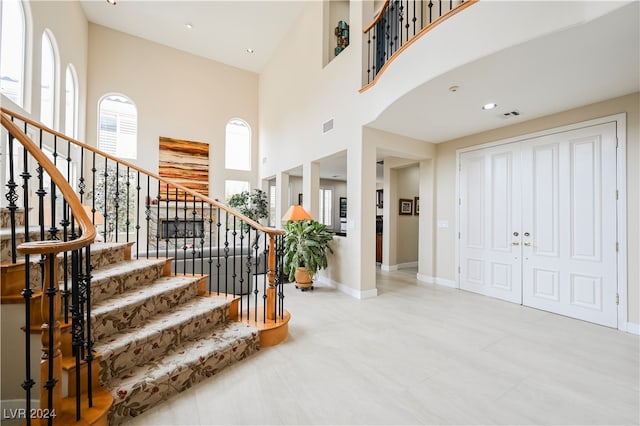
323, 0, 350, 67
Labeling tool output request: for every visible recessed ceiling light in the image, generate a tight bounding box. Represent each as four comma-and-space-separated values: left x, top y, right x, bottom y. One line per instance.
185, 23, 193, 29
246, 48, 254, 54
106, 0, 117, 5
482, 103, 498, 110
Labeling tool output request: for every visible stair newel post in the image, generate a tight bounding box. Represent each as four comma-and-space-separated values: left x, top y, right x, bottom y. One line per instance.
40, 253, 62, 426
266, 233, 277, 321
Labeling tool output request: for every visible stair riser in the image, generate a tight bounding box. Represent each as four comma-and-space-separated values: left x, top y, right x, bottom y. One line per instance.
91, 263, 165, 304
92, 280, 199, 341
1, 230, 41, 261
98, 304, 230, 386
57, 244, 131, 280
109, 334, 259, 425
0, 208, 27, 228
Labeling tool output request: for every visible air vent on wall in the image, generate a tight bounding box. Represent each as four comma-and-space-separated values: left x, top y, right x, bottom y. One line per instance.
323, 118, 334, 134
502, 110, 521, 118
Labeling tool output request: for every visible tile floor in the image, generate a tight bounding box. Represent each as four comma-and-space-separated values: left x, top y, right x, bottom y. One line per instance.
126, 268, 639, 425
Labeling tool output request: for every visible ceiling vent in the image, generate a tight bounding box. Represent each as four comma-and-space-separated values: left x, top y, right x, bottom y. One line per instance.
502, 110, 521, 118
322, 118, 334, 134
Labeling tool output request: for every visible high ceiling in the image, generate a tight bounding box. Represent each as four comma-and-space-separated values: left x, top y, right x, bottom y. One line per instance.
80, 0, 307, 73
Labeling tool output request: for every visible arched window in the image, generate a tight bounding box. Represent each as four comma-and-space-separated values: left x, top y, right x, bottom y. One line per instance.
0, 0, 26, 106
65, 64, 78, 138
98, 94, 137, 159
225, 119, 251, 171
40, 30, 57, 128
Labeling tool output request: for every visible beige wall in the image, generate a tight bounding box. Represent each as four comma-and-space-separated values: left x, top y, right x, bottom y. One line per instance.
434, 92, 639, 324
395, 164, 419, 264
87, 24, 260, 201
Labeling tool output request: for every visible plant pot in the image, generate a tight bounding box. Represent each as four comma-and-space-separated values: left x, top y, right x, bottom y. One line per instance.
294, 267, 313, 288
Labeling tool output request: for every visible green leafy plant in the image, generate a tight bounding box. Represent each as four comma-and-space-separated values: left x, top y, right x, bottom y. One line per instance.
282, 219, 334, 281
87, 166, 136, 234
227, 189, 269, 224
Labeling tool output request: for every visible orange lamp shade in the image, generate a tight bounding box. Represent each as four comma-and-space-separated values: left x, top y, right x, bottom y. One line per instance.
281, 205, 312, 222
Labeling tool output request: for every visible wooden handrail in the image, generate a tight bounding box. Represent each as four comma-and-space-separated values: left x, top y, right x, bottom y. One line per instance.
1, 107, 285, 237
360, 0, 478, 93
1, 112, 96, 254
363, 0, 391, 33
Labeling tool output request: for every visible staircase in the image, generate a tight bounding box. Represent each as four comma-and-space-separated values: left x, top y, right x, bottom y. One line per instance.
1, 107, 288, 425
1, 209, 260, 424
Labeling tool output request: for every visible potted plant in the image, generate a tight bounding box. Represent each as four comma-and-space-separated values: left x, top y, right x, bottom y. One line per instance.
282, 219, 334, 290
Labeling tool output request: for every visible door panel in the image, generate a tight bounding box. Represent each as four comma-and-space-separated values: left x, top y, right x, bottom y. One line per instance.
521, 123, 618, 327
459, 145, 521, 303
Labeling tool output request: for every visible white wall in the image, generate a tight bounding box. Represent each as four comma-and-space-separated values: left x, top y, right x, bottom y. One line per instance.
86, 24, 260, 201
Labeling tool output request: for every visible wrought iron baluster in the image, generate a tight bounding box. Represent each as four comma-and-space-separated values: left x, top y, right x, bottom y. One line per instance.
43, 253, 58, 426
136, 171, 141, 258
155, 180, 161, 258
192, 197, 197, 275
102, 157, 109, 241
20, 143, 34, 426
262, 234, 268, 323
71, 248, 82, 420
239, 219, 245, 312
84, 245, 94, 408
145, 176, 151, 258
126, 167, 131, 243
114, 162, 120, 243
208, 204, 214, 294
5, 132, 18, 263
216, 208, 222, 294
253, 229, 262, 322
182, 192, 188, 275
224, 211, 230, 294
232, 216, 237, 295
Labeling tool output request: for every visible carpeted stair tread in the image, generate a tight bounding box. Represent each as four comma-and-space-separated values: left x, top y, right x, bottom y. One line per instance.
108, 321, 259, 423
91, 275, 202, 340
90, 258, 168, 303
95, 297, 231, 384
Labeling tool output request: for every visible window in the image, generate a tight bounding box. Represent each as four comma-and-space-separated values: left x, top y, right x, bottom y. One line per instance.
65, 65, 78, 138
225, 119, 251, 171
224, 180, 249, 202
268, 184, 276, 227
98, 94, 137, 159
1, 0, 26, 106
319, 187, 333, 227
40, 30, 57, 129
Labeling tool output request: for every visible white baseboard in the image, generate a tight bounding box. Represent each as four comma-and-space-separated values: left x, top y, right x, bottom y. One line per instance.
416, 273, 457, 289
314, 276, 378, 299
381, 262, 417, 272
625, 322, 640, 335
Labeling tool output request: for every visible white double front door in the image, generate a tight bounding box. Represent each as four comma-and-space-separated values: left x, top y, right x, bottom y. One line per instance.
459, 122, 618, 327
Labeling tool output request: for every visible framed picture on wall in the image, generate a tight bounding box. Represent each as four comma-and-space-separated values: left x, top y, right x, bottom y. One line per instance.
414, 196, 419, 215
376, 189, 383, 208
339, 197, 347, 218
298, 193, 303, 205
399, 199, 413, 215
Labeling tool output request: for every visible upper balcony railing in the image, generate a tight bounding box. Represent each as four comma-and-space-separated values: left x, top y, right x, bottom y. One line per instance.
362, 0, 477, 91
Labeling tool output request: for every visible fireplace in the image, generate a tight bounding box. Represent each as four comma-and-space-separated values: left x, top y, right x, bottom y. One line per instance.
160, 219, 205, 239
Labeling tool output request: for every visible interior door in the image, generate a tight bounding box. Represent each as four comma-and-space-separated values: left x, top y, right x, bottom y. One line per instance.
459, 144, 522, 303
521, 123, 618, 327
